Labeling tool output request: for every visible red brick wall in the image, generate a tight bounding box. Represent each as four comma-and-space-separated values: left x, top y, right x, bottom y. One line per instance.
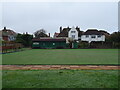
3, 36, 9, 41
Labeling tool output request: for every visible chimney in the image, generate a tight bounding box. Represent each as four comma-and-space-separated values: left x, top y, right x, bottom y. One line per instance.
67, 26, 69, 29
4, 27, 6, 30
76, 26, 80, 31
60, 26, 62, 33
76, 26, 78, 28
49, 33, 50, 37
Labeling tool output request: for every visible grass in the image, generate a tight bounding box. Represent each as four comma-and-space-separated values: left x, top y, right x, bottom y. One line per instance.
2, 49, 118, 65
2, 70, 119, 88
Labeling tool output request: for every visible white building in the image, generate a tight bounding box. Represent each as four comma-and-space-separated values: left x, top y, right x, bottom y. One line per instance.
81, 29, 105, 43
68, 26, 78, 40
56, 27, 106, 43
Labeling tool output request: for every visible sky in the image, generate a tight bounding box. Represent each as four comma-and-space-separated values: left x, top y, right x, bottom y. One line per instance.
0, 0, 118, 36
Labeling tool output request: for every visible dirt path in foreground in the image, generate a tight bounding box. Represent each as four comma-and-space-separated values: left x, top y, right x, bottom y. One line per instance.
0, 65, 120, 70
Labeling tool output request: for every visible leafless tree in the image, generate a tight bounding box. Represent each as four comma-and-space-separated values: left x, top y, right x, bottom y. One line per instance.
34, 29, 47, 38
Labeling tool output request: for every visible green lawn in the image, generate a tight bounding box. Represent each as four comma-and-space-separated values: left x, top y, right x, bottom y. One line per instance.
2, 49, 118, 65
2, 70, 119, 88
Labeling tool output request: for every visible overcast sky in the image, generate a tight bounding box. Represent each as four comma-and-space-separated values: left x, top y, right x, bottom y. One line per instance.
1, 1, 118, 36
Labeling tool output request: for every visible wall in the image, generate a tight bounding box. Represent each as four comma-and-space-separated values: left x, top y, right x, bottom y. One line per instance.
81, 35, 105, 43
68, 27, 78, 40
32, 41, 67, 49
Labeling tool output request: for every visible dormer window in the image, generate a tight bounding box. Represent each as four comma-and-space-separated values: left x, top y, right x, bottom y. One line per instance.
71, 31, 76, 33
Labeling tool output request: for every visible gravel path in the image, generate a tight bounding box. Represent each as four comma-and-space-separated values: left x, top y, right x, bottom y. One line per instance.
1, 65, 120, 70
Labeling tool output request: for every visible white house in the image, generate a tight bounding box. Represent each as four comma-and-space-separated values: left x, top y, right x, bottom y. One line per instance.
81, 29, 105, 43
68, 26, 78, 40
56, 27, 107, 43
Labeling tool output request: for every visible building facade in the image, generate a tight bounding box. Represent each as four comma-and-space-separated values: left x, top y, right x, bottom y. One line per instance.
68, 26, 78, 40
81, 29, 105, 43
56, 26, 83, 40
32, 27, 109, 49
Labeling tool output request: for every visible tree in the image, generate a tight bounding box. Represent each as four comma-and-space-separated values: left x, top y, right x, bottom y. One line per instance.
34, 29, 48, 38
106, 32, 120, 48
15, 33, 33, 47
110, 32, 120, 42
67, 38, 74, 48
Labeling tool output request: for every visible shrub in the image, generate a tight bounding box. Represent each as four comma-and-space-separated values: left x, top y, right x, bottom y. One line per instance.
78, 41, 89, 48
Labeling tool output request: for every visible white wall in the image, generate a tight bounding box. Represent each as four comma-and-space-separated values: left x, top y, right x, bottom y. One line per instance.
68, 27, 78, 40
81, 35, 105, 43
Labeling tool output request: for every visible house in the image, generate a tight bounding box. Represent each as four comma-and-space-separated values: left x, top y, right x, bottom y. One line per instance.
32, 27, 79, 49
32, 27, 109, 49
68, 26, 79, 40
81, 29, 105, 43
57, 26, 84, 40
0, 27, 17, 41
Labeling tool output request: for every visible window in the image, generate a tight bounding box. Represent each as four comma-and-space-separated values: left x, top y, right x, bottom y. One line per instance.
71, 31, 76, 33
72, 35, 75, 38
33, 42, 39, 45
91, 35, 96, 38
86, 35, 89, 38
97, 35, 101, 38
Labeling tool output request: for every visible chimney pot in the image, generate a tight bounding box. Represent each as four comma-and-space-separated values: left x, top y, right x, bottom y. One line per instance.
4, 27, 6, 30
49, 33, 50, 37
60, 26, 62, 33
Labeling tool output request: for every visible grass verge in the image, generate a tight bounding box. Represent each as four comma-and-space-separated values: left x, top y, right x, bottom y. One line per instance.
2, 70, 119, 88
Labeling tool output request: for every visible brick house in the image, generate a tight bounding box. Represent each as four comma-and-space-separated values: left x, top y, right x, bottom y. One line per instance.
0, 27, 17, 41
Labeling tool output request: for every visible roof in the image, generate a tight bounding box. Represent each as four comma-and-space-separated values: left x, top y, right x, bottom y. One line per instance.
32, 38, 66, 42
99, 30, 110, 36
83, 29, 104, 35
57, 28, 70, 37
0, 27, 17, 37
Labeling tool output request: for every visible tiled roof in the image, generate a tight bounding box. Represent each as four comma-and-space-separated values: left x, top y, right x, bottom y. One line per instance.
83, 29, 104, 35
57, 28, 70, 37
99, 30, 110, 36
0, 28, 17, 37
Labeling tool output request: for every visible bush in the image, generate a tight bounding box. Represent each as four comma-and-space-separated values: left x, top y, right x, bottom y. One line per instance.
78, 41, 89, 48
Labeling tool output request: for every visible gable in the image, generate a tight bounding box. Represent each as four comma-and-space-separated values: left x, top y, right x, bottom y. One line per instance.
69, 27, 78, 33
